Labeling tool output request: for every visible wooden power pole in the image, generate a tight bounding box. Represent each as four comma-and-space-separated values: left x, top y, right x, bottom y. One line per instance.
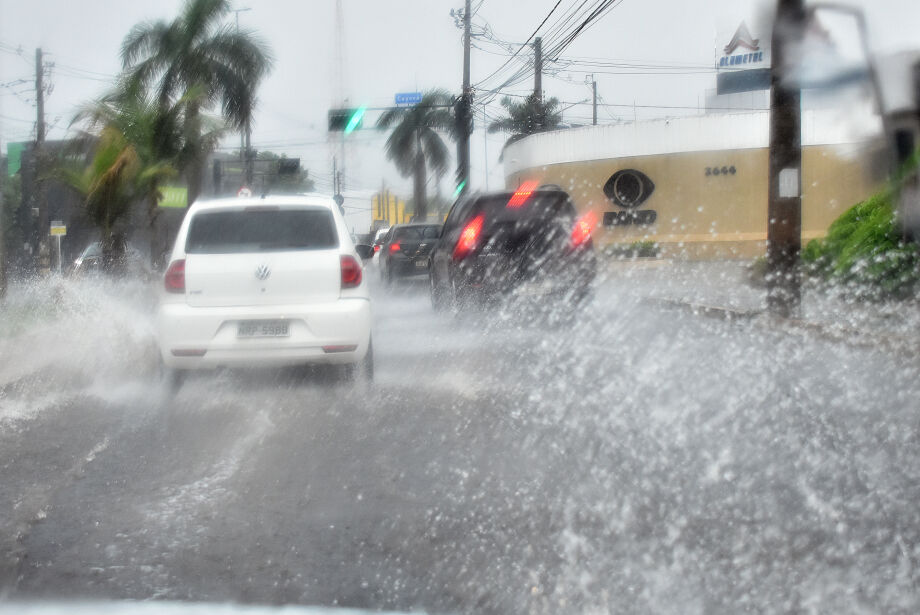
767, 0, 805, 317
35, 47, 49, 274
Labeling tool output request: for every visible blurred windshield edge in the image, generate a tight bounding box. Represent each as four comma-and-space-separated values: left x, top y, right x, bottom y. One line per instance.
0, 601, 430, 615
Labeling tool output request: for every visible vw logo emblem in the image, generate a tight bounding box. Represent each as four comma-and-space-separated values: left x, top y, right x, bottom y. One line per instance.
255, 264, 271, 281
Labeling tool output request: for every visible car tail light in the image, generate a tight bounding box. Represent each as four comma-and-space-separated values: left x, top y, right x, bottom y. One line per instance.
389, 242, 401, 253
507, 179, 539, 208
341, 255, 362, 289
452, 213, 485, 260
373, 244, 381, 253
571, 211, 598, 248
164, 259, 186, 293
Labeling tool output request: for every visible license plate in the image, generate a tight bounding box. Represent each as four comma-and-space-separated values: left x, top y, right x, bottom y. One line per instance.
415, 260, 427, 269
237, 320, 290, 338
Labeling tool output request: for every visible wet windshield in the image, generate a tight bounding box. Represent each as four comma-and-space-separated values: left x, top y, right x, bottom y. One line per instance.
2, 1, 920, 614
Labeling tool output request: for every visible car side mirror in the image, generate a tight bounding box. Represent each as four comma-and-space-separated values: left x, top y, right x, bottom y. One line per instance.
355, 244, 375, 261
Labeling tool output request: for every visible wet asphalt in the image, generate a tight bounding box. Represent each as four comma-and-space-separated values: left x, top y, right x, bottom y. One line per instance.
2, 269, 920, 614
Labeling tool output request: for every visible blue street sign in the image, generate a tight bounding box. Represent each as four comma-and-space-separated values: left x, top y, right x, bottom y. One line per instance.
395, 92, 423, 106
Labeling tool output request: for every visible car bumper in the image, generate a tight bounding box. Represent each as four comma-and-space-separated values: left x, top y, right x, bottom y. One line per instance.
157, 298, 372, 370
455, 252, 597, 299
388, 257, 430, 278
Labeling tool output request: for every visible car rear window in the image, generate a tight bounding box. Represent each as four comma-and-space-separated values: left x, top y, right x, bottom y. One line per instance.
393, 226, 440, 240
185, 208, 338, 254
473, 191, 576, 225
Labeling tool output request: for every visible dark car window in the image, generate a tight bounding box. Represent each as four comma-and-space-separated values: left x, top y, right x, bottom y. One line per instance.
393, 226, 440, 241
472, 191, 576, 224
185, 208, 338, 254
444, 198, 474, 232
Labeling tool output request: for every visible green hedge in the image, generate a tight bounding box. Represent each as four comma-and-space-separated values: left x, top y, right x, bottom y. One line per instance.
802, 189, 920, 297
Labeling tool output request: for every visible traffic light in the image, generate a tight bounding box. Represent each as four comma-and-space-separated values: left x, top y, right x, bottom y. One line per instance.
328, 107, 366, 133
452, 180, 466, 200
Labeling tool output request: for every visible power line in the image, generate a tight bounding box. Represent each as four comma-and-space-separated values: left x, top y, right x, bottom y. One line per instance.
473, 0, 564, 89
0, 113, 35, 125
481, 0, 596, 92
492, 89, 768, 112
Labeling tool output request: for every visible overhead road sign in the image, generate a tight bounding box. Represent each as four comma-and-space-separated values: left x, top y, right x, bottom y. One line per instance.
395, 92, 423, 106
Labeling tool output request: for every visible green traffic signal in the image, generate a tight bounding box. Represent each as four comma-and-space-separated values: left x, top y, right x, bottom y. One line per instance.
452, 180, 467, 199
345, 106, 367, 135
328, 107, 366, 132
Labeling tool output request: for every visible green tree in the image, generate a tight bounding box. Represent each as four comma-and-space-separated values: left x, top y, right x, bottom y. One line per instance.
1, 173, 22, 291
72, 87, 220, 267
488, 93, 563, 152
377, 89, 454, 221
63, 125, 143, 269
120, 0, 273, 205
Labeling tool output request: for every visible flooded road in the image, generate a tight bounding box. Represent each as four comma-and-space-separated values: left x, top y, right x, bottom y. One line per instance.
1, 267, 919, 614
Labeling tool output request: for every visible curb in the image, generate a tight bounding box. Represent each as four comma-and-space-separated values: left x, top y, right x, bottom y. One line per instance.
646, 297, 761, 320
648, 297, 920, 357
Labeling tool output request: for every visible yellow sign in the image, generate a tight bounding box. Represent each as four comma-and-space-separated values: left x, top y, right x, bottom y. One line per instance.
372, 191, 410, 225
50, 225, 66, 236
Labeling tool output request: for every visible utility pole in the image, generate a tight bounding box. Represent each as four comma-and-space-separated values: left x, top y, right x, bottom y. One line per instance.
332, 156, 338, 195
0, 120, 5, 299
592, 79, 598, 125
767, 0, 805, 317
483, 102, 489, 190
455, 0, 472, 199
35, 47, 48, 274
534, 37, 542, 100
233, 7, 252, 187
245, 119, 253, 187
534, 37, 544, 131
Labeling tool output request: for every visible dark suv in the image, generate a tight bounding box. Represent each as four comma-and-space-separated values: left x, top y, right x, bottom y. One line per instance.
379, 223, 442, 285
428, 186, 597, 311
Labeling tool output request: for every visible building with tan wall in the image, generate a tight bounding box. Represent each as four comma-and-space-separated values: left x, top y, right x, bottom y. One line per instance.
502, 110, 887, 259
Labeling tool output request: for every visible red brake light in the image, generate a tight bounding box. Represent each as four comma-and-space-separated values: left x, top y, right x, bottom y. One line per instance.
164, 259, 186, 293
507, 180, 540, 208
389, 242, 401, 253
340, 255, 362, 289
453, 213, 485, 260
571, 211, 598, 248
373, 244, 380, 253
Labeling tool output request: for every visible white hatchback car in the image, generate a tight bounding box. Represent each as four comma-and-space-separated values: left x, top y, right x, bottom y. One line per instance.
156, 195, 373, 384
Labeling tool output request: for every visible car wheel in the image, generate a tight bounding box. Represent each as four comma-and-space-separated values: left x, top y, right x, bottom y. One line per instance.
450, 275, 471, 315
343, 338, 374, 384
430, 269, 447, 312
159, 362, 185, 394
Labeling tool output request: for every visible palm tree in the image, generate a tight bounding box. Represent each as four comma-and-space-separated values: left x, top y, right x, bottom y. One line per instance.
488, 93, 563, 152
63, 125, 145, 270
72, 86, 192, 267
377, 89, 454, 222
120, 0, 272, 204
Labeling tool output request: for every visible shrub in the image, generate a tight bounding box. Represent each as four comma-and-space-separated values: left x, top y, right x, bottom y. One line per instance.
803, 189, 920, 297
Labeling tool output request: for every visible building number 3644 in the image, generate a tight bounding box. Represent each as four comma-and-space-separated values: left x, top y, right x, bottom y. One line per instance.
706, 166, 737, 176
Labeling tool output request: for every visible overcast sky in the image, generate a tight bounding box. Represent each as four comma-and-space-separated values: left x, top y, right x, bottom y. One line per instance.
2, 0, 919, 206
